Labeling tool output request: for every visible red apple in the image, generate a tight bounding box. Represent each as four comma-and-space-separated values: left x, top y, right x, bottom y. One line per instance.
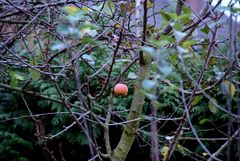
114, 83, 128, 96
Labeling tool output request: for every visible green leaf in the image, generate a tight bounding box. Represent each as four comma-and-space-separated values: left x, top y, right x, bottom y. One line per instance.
9, 71, 24, 87
182, 40, 196, 48
9, 71, 18, 87
177, 144, 185, 155
176, 46, 188, 54
28, 68, 41, 81
230, 82, 236, 97
63, 5, 79, 15
177, 14, 191, 23
169, 13, 177, 19
173, 30, 187, 42
154, 101, 162, 109
57, 24, 69, 35
161, 146, 169, 160
63, 5, 85, 22
149, 36, 174, 48
29, 59, 37, 66
159, 10, 171, 21
15, 74, 24, 81
51, 42, 67, 51
199, 118, 209, 125
142, 46, 156, 56
81, 37, 99, 45
115, 59, 131, 63
201, 25, 210, 35
191, 95, 203, 106
102, 0, 115, 16
84, 29, 97, 37
159, 66, 172, 76
208, 98, 217, 113
224, 81, 236, 97
145, 93, 157, 100
147, 1, 154, 8
79, 23, 98, 30
127, 72, 137, 79
172, 22, 182, 30
232, 7, 240, 13
182, 6, 192, 14
81, 54, 96, 65
142, 79, 156, 90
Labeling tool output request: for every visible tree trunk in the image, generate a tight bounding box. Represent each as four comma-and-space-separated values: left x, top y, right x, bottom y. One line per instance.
110, 53, 151, 161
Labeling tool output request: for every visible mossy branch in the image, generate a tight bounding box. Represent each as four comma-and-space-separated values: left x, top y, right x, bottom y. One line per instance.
110, 53, 151, 161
